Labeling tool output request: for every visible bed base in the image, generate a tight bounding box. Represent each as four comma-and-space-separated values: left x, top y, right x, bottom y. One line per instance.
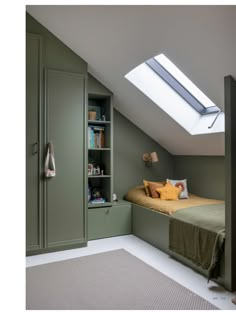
132, 203, 225, 286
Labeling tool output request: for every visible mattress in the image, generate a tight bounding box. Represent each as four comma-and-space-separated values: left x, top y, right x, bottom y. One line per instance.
124, 185, 224, 215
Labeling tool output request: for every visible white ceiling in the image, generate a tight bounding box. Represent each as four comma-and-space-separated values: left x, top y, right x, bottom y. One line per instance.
26, 5, 236, 155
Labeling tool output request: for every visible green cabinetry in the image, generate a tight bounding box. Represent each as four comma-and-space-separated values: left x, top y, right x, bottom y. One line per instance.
26, 14, 88, 255
26, 33, 43, 252
45, 69, 86, 250
88, 201, 132, 240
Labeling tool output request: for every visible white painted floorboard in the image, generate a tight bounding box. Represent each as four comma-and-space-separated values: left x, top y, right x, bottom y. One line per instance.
26, 234, 236, 310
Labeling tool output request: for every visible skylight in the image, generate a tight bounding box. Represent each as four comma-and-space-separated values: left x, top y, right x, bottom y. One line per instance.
154, 54, 218, 111
125, 53, 224, 135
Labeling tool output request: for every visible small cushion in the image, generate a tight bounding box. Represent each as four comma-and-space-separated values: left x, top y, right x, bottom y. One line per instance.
143, 180, 165, 197
167, 179, 189, 199
143, 180, 151, 196
156, 181, 181, 200
148, 182, 164, 198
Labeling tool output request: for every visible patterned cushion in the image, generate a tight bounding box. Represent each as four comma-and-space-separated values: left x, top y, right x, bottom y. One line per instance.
156, 182, 181, 200
148, 182, 164, 198
167, 179, 189, 199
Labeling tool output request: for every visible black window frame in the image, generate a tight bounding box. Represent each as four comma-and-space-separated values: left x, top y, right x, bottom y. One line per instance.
146, 58, 219, 116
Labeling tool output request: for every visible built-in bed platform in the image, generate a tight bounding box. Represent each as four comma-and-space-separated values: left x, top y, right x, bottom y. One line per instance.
125, 186, 225, 286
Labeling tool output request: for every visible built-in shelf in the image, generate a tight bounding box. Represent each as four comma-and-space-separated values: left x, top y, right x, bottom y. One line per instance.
88, 175, 111, 178
88, 120, 111, 125
88, 148, 111, 151
88, 202, 112, 208
88, 93, 112, 205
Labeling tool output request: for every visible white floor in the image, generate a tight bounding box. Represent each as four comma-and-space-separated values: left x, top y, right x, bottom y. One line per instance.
26, 234, 236, 310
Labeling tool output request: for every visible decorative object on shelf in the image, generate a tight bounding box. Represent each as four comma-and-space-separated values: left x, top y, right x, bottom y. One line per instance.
90, 188, 106, 204
88, 186, 91, 201
88, 164, 93, 176
88, 111, 96, 120
92, 188, 102, 199
113, 193, 118, 201
102, 115, 106, 121
93, 165, 101, 175
88, 105, 101, 120
142, 151, 159, 167
88, 163, 102, 176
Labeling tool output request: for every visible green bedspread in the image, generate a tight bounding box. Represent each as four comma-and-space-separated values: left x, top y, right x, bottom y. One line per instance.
169, 203, 225, 279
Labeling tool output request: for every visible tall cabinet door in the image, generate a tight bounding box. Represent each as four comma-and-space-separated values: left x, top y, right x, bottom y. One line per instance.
26, 34, 43, 251
45, 69, 86, 249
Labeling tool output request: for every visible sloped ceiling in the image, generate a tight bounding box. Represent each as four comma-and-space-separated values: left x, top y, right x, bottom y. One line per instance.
26, 5, 236, 155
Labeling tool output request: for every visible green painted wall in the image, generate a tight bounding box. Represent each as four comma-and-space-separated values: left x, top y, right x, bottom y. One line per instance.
113, 110, 174, 199
26, 13, 87, 74
174, 156, 225, 200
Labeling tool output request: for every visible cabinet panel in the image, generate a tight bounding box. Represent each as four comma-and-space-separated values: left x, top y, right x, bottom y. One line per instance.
88, 204, 131, 240
26, 34, 42, 251
46, 70, 85, 247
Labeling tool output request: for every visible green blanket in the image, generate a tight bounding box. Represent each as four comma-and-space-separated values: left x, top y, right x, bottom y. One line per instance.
169, 203, 225, 279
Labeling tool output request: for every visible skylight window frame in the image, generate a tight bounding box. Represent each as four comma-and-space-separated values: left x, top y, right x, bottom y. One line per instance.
145, 58, 219, 116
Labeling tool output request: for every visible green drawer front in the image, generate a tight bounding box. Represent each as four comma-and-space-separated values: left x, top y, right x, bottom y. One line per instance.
88, 205, 131, 240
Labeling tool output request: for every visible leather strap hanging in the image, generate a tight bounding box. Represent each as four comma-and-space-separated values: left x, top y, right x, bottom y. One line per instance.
45, 142, 56, 178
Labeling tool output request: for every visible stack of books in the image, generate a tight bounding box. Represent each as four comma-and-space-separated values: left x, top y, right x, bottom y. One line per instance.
88, 126, 105, 148
90, 198, 106, 204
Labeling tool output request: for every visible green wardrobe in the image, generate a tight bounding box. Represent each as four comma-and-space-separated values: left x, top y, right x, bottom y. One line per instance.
26, 15, 87, 255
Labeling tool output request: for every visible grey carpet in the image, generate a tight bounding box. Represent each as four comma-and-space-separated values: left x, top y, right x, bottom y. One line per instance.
26, 249, 218, 310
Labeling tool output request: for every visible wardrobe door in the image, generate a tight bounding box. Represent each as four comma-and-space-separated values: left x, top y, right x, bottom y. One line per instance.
26, 34, 43, 252
45, 69, 86, 249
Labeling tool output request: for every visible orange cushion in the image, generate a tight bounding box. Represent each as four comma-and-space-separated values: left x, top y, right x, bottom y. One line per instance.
148, 182, 164, 198
156, 181, 181, 200
143, 180, 165, 197
143, 180, 151, 196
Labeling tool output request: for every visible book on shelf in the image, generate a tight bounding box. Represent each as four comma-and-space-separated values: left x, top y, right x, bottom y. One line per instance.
90, 198, 106, 204
88, 126, 105, 149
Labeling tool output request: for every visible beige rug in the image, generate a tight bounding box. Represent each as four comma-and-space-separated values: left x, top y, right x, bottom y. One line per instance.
26, 249, 218, 310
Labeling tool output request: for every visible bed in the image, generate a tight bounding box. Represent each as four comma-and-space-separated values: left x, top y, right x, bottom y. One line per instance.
125, 185, 225, 283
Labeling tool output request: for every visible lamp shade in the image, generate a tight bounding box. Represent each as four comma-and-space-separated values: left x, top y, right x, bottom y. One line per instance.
151, 152, 158, 162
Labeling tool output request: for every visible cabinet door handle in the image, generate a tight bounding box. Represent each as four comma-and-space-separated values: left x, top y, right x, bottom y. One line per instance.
44, 141, 56, 178
32, 142, 38, 155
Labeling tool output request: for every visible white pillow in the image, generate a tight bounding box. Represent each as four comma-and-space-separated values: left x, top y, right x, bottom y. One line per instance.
167, 179, 189, 199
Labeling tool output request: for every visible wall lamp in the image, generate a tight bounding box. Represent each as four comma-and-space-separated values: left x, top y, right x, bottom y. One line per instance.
142, 151, 159, 167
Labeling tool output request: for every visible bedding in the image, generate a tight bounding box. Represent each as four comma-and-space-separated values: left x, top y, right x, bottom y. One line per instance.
124, 186, 223, 215
169, 203, 225, 279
